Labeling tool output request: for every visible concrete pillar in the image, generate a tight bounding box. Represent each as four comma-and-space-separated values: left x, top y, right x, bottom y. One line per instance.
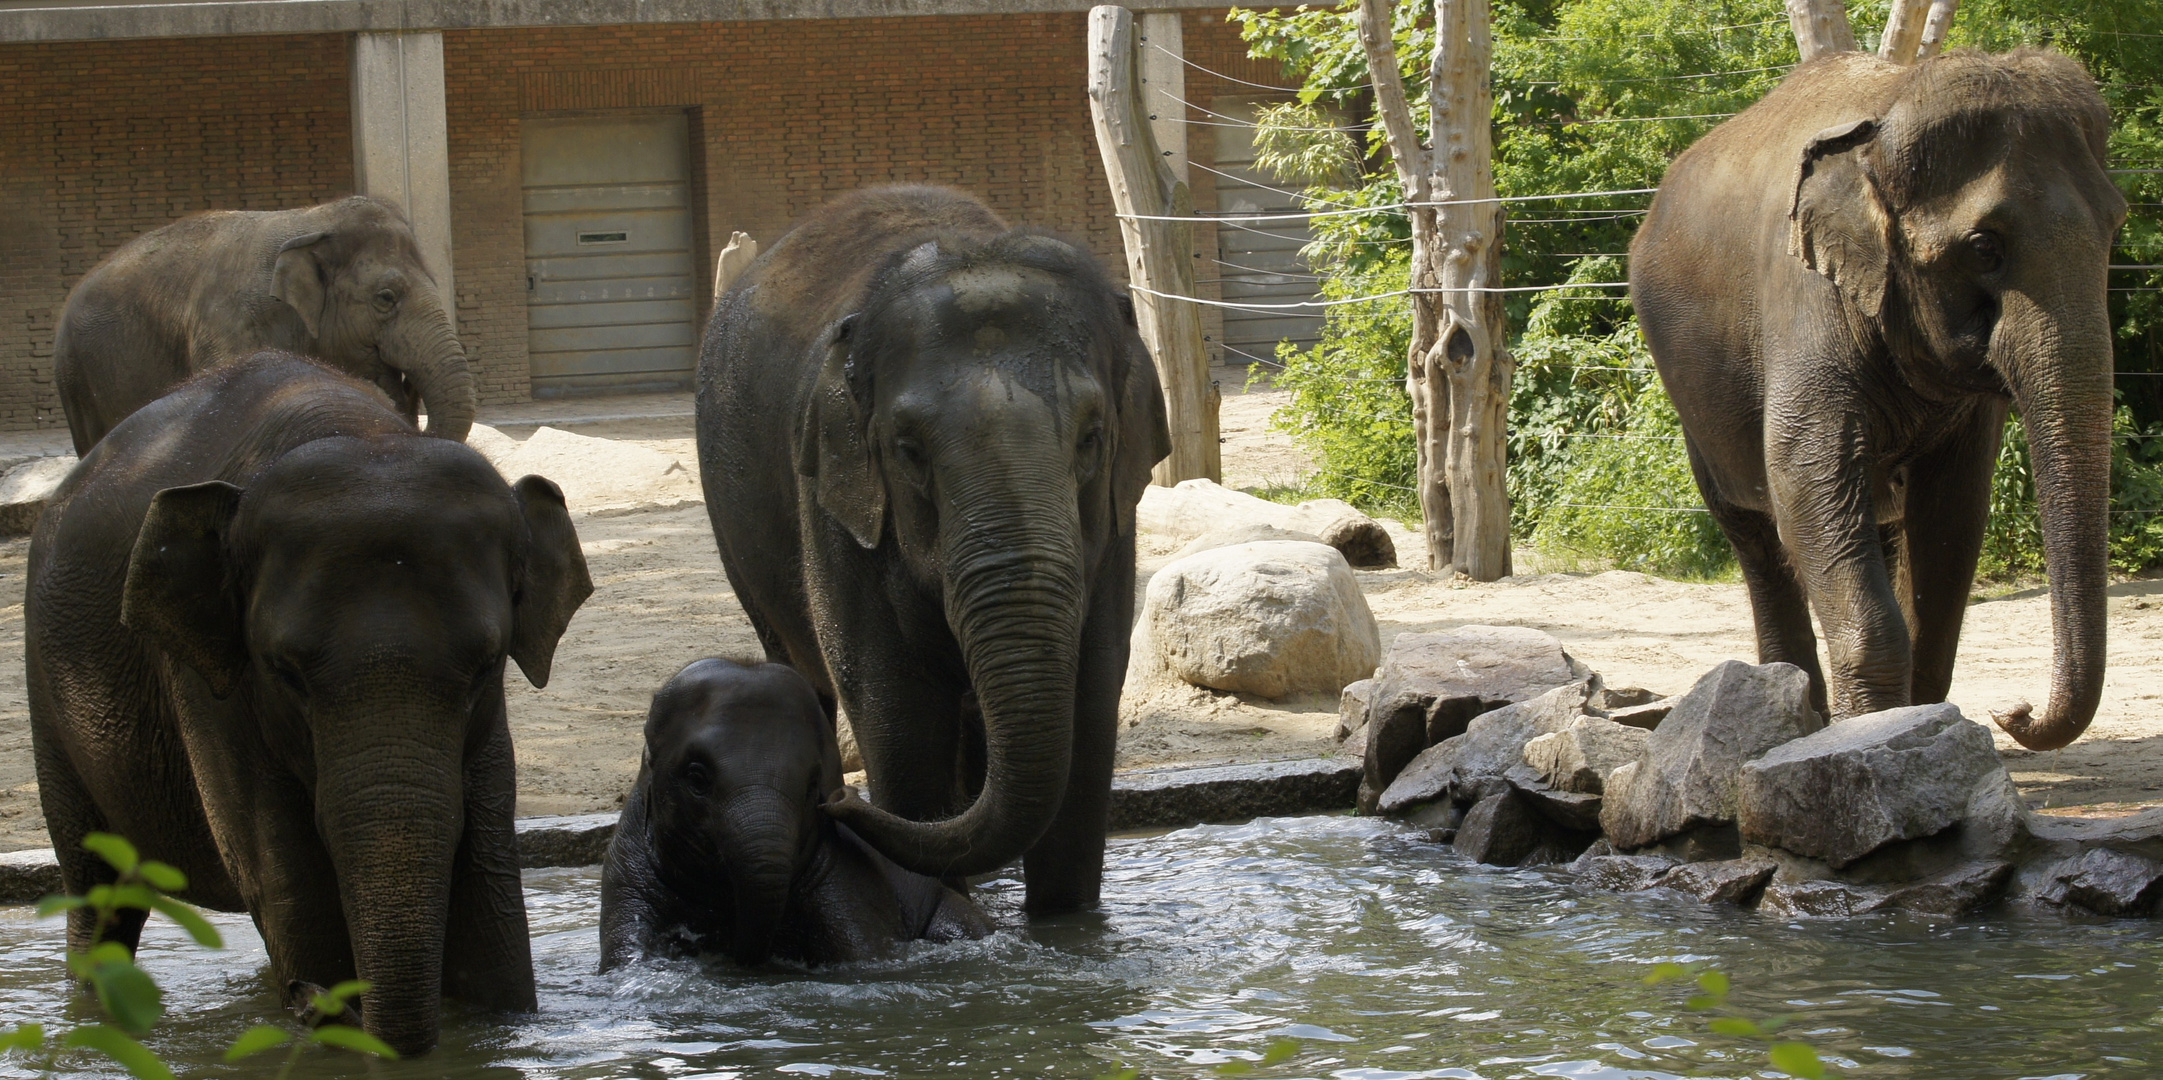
350, 31, 454, 319
1138, 12, 1189, 184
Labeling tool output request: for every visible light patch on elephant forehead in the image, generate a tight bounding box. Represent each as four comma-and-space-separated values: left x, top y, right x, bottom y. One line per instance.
945, 265, 1050, 317
944, 364, 1078, 434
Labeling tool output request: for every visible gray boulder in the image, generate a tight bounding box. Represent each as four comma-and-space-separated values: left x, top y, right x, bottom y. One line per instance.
1738, 703, 2004, 868
1523, 715, 1647, 794
1359, 627, 1595, 809
1573, 853, 1678, 892
1376, 681, 1594, 814
1507, 766, 1604, 831
1760, 861, 2014, 919
1172, 523, 1324, 561
1319, 515, 1396, 569
0, 456, 75, 536
1336, 678, 1378, 740
1600, 661, 1822, 852
1604, 701, 1674, 731
1452, 790, 1553, 867
2037, 847, 2163, 917
1136, 541, 1381, 700
1657, 859, 1776, 906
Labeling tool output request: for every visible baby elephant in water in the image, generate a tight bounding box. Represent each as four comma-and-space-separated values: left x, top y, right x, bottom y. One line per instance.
600, 658, 992, 970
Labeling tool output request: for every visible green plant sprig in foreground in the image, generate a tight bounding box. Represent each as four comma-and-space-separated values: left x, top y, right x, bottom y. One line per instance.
0, 832, 398, 1079
1644, 962, 1835, 1078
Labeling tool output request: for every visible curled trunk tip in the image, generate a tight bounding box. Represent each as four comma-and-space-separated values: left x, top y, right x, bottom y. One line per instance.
1992, 699, 2091, 753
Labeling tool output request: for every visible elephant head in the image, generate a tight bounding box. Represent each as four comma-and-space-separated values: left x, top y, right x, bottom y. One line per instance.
118, 438, 592, 1054
809, 233, 1170, 878
1788, 49, 2127, 751
270, 197, 475, 443
641, 658, 842, 965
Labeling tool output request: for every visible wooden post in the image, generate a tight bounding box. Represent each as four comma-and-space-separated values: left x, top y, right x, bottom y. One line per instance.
1916, 0, 1959, 59
1353, 0, 1512, 579
1784, 0, 1857, 63
1087, 5, 1221, 486
1878, 0, 1929, 63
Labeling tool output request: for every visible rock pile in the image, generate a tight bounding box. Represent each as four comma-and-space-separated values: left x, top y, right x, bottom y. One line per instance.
1363, 650, 2163, 920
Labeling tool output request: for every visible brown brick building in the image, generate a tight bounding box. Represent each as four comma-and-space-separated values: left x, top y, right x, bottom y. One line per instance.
0, 0, 1309, 431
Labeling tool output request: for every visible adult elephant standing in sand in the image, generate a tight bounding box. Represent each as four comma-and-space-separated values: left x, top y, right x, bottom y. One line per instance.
697, 186, 1169, 914
1630, 49, 2126, 749
54, 195, 474, 454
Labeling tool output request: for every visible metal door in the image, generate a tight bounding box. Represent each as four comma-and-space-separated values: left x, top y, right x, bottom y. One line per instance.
522, 113, 697, 394
1211, 99, 1324, 367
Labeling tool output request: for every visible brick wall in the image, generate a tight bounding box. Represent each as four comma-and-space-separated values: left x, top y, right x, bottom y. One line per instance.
0, 35, 351, 433
0, 11, 1296, 427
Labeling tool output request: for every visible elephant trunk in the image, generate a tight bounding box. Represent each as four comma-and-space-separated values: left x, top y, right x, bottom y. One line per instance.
716, 787, 803, 965
316, 706, 466, 1056
383, 291, 475, 444
1994, 288, 2114, 752
827, 464, 1085, 880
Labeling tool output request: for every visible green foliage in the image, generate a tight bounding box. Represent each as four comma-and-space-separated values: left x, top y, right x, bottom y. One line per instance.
1644, 962, 1835, 1078
1233, 0, 2163, 577
0, 833, 397, 1079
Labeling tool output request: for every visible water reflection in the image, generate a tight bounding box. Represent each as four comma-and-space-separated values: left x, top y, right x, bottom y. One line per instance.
1, 815, 2158, 1078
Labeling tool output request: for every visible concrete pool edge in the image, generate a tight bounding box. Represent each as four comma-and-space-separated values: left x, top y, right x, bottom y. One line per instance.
0, 756, 1362, 903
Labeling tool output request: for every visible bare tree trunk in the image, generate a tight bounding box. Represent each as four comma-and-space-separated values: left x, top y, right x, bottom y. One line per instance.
1878, 0, 1929, 62
1917, 0, 1959, 59
1354, 0, 1511, 579
1087, 5, 1222, 486
1785, 0, 1857, 62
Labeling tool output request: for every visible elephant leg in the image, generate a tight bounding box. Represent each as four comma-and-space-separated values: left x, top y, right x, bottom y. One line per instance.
239, 782, 361, 1011
1901, 404, 2004, 704
848, 670, 968, 824
1691, 442, 1827, 714
1766, 399, 1911, 718
441, 707, 536, 1012
1022, 540, 1134, 915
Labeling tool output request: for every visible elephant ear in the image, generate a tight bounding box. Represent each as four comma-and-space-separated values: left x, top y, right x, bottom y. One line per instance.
509, 475, 594, 688
1788, 119, 1893, 320
121, 482, 246, 699
270, 231, 332, 340
1110, 294, 1172, 538
794, 315, 886, 550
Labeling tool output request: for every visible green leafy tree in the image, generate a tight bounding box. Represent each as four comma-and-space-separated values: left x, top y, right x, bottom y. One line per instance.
0, 833, 397, 1079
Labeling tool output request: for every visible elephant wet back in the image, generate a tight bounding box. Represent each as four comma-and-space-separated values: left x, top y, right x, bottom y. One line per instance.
696, 185, 1170, 914
1630, 49, 2125, 748
27, 352, 592, 1055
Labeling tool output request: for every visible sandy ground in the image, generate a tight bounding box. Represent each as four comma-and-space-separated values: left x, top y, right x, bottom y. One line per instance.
0, 376, 2157, 850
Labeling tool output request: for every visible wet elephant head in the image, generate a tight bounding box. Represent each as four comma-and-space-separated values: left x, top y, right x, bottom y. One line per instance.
642, 658, 842, 965
1787, 50, 2127, 750
270, 197, 476, 442
806, 233, 1171, 878
117, 438, 593, 1054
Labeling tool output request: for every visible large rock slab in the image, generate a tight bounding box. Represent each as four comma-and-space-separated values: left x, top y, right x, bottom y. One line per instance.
1135, 541, 1380, 700
1600, 661, 1822, 852
1573, 852, 1679, 892
0, 455, 75, 536
1739, 703, 2004, 868
0, 848, 62, 904
1376, 681, 1594, 814
1760, 861, 2015, 919
1524, 715, 1647, 794
1360, 626, 1596, 808
1657, 858, 1776, 906
1109, 758, 1361, 830
2036, 847, 2163, 917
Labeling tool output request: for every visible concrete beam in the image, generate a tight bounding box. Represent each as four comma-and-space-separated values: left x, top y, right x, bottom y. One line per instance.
349, 29, 454, 321
1138, 10, 1187, 184
0, 0, 1235, 45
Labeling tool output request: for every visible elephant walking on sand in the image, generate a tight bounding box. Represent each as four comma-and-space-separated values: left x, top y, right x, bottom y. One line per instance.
28, 352, 592, 1054
54, 195, 475, 454
697, 186, 1170, 915
1630, 49, 2126, 749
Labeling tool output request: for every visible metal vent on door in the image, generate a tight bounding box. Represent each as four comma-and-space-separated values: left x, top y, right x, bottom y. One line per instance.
522, 113, 698, 395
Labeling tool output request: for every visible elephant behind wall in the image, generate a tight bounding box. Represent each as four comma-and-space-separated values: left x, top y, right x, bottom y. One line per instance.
28, 351, 592, 1055
53, 195, 475, 455
1629, 48, 2126, 749
697, 185, 1171, 916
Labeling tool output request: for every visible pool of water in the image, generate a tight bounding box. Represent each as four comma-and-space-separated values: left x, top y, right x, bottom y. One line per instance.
3, 815, 2160, 1079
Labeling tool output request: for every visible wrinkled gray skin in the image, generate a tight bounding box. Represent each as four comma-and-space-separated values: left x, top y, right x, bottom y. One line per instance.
54, 195, 475, 455
599, 658, 992, 971
27, 352, 592, 1055
1631, 49, 2126, 751
697, 186, 1170, 914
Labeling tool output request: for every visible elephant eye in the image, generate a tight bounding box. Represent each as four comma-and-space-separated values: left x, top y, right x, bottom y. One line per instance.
373, 288, 399, 312
269, 659, 308, 700
893, 438, 928, 470
1078, 424, 1104, 458
1967, 231, 2004, 274
681, 760, 712, 794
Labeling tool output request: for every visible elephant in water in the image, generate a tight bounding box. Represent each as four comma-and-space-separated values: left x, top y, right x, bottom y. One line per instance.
697, 186, 1170, 915
54, 195, 475, 454
599, 658, 991, 971
28, 352, 592, 1054
1630, 49, 2126, 749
